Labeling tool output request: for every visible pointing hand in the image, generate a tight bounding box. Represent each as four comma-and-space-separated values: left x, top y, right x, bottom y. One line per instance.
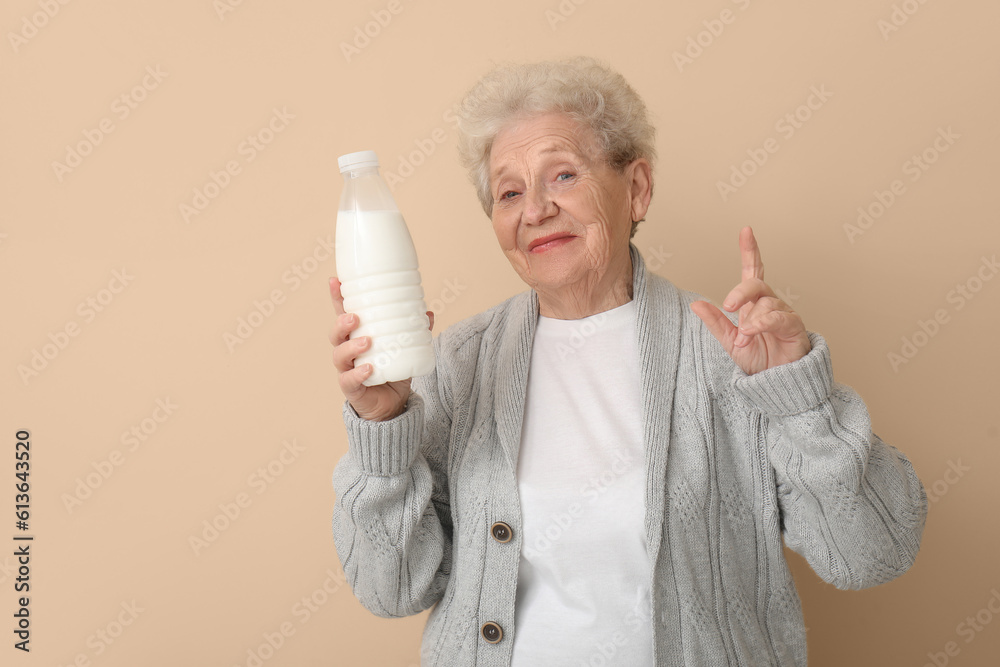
690, 227, 811, 375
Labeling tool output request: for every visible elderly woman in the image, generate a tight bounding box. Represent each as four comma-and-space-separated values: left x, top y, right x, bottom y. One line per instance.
329, 57, 927, 666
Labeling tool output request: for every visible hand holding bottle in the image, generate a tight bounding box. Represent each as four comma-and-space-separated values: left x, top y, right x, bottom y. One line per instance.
330, 277, 434, 422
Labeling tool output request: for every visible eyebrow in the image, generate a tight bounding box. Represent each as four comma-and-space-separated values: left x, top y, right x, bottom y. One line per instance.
490, 145, 578, 185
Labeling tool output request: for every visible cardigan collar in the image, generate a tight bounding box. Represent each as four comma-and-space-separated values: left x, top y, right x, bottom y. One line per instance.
492, 241, 683, 553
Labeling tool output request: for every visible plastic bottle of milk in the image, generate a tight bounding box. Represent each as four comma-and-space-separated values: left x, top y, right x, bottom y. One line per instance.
336, 150, 435, 387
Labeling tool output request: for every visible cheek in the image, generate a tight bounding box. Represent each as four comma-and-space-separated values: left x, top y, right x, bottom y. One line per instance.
562, 183, 624, 226
491, 214, 517, 249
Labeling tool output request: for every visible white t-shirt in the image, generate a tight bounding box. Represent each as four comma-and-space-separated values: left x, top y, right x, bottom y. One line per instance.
511, 299, 654, 665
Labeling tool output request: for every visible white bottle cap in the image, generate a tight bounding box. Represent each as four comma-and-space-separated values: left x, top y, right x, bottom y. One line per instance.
338, 150, 379, 172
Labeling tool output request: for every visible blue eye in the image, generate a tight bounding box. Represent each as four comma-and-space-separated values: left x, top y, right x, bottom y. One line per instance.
557, 172, 574, 181
501, 190, 519, 200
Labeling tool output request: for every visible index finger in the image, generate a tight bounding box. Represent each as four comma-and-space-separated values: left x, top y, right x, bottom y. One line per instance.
740, 226, 764, 282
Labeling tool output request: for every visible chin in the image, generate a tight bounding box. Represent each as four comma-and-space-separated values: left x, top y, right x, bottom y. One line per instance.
524, 262, 585, 289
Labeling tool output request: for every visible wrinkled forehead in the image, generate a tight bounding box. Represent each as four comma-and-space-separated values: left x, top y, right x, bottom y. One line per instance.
489, 113, 600, 181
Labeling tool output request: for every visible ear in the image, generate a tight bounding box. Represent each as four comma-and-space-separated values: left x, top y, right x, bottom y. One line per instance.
625, 158, 653, 222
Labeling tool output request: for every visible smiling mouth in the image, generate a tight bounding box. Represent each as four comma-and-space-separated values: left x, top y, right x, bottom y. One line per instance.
528, 235, 576, 253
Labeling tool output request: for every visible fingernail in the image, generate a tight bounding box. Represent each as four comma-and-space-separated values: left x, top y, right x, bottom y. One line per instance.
723, 300, 734, 310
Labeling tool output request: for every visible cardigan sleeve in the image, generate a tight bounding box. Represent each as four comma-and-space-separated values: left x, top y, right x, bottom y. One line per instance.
733, 332, 928, 590
331, 338, 454, 617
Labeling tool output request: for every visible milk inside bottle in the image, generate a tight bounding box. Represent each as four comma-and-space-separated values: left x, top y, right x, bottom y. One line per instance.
336, 150, 435, 387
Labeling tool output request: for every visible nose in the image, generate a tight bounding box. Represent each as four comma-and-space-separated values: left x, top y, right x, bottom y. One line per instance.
522, 186, 558, 225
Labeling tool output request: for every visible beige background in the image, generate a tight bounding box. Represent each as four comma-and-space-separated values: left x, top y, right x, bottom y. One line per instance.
2, 0, 998, 665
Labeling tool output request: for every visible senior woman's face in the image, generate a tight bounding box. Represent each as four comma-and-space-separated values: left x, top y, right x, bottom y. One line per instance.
488, 112, 638, 296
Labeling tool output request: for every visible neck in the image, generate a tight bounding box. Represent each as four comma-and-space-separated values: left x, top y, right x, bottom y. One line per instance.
536, 250, 634, 320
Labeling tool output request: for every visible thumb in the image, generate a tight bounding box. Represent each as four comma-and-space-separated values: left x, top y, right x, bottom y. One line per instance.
689, 301, 736, 354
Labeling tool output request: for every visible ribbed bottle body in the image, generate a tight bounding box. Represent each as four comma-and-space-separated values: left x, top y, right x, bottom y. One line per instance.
336, 159, 435, 386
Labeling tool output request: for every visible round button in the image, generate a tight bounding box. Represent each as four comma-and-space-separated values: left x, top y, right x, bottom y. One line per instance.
481, 621, 503, 644
490, 522, 513, 543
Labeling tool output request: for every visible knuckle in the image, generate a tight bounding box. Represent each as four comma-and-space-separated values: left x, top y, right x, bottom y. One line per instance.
333, 342, 354, 367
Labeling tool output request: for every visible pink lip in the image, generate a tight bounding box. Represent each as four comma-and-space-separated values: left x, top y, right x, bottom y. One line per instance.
528, 233, 576, 252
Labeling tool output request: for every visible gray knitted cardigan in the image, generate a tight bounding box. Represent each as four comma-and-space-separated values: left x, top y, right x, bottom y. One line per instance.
332, 242, 928, 666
